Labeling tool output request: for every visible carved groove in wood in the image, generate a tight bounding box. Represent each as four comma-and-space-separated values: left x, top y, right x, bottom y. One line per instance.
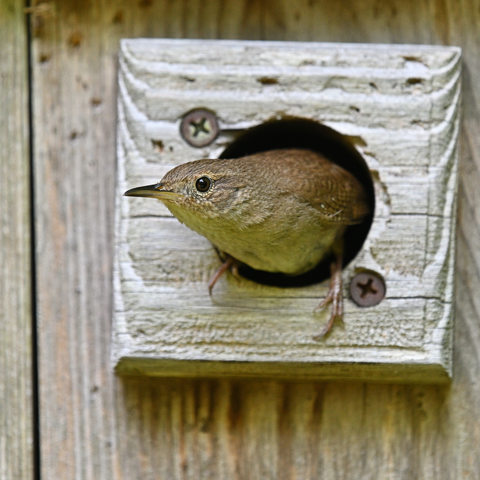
113, 39, 461, 382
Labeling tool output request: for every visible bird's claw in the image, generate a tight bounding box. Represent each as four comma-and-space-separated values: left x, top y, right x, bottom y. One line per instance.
313, 254, 344, 340
315, 290, 334, 311
208, 255, 238, 296
312, 309, 342, 341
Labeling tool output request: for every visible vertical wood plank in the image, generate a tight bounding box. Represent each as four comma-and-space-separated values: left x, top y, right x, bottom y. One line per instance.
0, 1, 33, 479
31, 0, 480, 479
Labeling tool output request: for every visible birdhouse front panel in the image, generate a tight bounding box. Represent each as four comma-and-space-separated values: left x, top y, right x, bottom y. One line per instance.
113, 39, 460, 382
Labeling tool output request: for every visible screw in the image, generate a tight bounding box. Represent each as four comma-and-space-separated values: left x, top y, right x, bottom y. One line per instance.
349, 271, 386, 307
180, 109, 220, 148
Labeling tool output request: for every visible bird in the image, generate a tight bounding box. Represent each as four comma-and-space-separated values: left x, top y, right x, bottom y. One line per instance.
124, 148, 370, 338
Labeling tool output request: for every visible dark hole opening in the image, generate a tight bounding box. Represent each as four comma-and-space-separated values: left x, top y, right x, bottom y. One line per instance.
219, 118, 375, 288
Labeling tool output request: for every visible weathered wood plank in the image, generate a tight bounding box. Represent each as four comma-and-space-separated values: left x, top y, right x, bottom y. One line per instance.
31, 1, 263, 478
0, 1, 33, 479
32, 0, 480, 478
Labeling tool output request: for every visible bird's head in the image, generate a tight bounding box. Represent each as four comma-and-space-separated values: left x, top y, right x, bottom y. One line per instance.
124, 158, 249, 223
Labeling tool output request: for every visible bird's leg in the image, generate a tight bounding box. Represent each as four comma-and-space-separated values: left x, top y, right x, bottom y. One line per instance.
208, 254, 240, 296
313, 240, 344, 339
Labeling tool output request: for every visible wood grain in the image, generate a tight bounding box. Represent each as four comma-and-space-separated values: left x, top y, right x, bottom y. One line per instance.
31, 0, 480, 478
0, 1, 33, 479
113, 39, 459, 381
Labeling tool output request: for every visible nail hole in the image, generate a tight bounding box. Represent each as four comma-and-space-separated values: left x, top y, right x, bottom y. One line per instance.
112, 10, 124, 23
257, 77, 279, 85
67, 31, 82, 48
39, 53, 51, 63
151, 139, 164, 152
299, 60, 315, 66
402, 56, 427, 66
407, 78, 424, 85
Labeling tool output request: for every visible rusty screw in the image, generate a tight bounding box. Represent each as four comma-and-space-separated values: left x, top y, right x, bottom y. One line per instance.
349, 271, 386, 307
180, 109, 219, 148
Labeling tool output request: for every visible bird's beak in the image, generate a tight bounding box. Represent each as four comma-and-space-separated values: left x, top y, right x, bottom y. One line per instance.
124, 183, 183, 200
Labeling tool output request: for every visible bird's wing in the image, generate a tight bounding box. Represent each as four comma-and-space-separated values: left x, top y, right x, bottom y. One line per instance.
301, 162, 370, 225
247, 149, 371, 225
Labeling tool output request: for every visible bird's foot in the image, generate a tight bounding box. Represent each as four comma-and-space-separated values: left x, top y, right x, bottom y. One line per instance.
208, 255, 240, 296
313, 256, 343, 340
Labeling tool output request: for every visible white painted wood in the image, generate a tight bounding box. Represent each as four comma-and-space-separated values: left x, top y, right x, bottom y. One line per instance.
113, 39, 461, 382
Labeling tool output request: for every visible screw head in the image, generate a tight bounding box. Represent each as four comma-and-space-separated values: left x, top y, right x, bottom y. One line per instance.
180, 109, 219, 148
349, 271, 386, 307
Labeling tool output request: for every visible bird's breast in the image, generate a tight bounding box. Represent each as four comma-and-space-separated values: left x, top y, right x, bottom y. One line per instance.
167, 200, 343, 275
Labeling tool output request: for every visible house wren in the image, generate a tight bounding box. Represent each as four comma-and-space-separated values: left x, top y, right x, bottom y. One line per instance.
125, 149, 370, 338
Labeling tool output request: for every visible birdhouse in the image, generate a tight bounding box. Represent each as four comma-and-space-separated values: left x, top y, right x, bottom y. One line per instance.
113, 39, 460, 383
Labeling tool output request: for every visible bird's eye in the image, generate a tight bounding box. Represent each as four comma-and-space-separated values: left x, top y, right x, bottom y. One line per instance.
195, 176, 212, 193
